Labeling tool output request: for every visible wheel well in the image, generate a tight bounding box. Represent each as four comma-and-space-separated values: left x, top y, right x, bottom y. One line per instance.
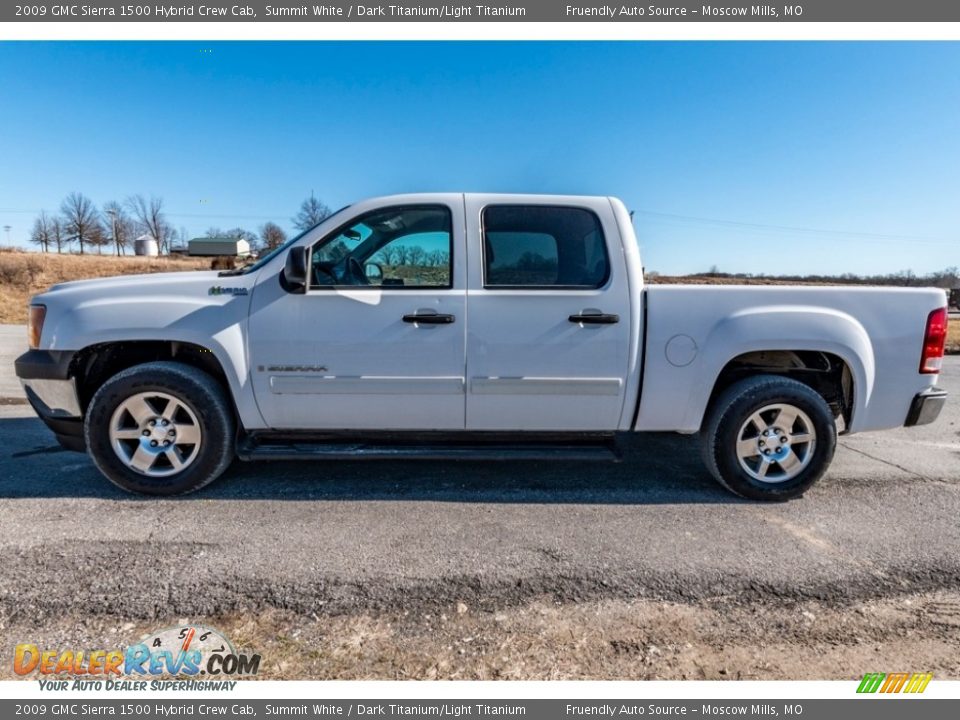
709, 350, 854, 429
68, 341, 231, 414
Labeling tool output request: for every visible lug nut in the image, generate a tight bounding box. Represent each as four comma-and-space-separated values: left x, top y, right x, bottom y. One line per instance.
150, 440, 158, 447
161, 419, 168, 426
149, 420, 156, 427
781, 437, 787, 443
764, 449, 771, 456
142, 430, 150, 436
759, 440, 765, 447
163, 440, 171, 446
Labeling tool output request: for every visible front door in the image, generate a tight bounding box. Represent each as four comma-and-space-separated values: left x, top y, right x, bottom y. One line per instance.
248, 198, 467, 430
464, 196, 632, 431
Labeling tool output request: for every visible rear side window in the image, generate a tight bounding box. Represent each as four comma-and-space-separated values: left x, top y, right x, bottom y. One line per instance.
482, 205, 609, 288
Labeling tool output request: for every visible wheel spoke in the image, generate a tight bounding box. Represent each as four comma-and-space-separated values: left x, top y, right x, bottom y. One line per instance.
164, 447, 185, 472
113, 428, 144, 440
737, 437, 758, 459
175, 423, 201, 445
777, 449, 802, 476
128, 444, 156, 473
748, 411, 769, 433
161, 399, 183, 422
775, 406, 799, 432
756, 460, 770, 478
122, 395, 156, 425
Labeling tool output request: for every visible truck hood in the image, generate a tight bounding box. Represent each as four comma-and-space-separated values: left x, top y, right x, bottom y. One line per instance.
41, 270, 224, 298
35, 269, 261, 352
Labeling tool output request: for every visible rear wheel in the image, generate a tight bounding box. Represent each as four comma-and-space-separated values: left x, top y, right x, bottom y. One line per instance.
84, 361, 235, 495
700, 376, 836, 501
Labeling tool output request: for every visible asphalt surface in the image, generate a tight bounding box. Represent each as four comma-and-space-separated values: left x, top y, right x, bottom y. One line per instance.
0, 324, 958, 622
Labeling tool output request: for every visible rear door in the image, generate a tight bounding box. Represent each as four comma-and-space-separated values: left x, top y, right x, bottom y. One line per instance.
464, 196, 632, 431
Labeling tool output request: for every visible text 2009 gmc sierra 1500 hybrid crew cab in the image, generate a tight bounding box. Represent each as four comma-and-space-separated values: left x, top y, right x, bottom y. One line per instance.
15, 194, 949, 500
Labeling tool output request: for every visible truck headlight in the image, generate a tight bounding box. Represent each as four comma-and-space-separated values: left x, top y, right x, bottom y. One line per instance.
28, 305, 46, 349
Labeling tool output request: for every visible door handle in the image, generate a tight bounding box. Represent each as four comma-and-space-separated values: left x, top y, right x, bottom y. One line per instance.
403, 312, 456, 325
569, 312, 619, 325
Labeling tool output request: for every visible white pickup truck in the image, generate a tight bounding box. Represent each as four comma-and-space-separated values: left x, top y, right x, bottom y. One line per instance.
16, 194, 949, 500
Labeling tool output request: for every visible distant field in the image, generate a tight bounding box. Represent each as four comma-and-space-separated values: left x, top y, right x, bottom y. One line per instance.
949, 318, 960, 355
0, 251, 209, 323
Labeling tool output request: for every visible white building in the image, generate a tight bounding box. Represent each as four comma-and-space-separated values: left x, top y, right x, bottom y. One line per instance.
188, 237, 251, 257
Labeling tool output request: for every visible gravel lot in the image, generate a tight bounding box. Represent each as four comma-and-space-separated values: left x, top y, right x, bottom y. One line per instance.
1, 326, 958, 679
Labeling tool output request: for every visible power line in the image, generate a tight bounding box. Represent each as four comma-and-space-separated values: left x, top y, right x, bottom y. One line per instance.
633, 209, 955, 245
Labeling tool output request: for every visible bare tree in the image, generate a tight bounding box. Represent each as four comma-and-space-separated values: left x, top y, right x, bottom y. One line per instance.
50, 217, 67, 254
376, 245, 399, 265
30, 212, 53, 252
407, 245, 426, 267
205, 226, 257, 244
88, 220, 110, 254
127, 195, 172, 254
426, 249, 450, 267
60, 192, 99, 254
292, 192, 332, 232
259, 222, 287, 251
102, 201, 136, 256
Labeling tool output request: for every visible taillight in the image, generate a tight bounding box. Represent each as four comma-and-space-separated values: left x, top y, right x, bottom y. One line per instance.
27, 305, 46, 349
919, 307, 947, 374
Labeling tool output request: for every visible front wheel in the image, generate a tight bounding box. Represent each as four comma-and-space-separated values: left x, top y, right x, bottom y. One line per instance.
84, 361, 236, 495
700, 376, 837, 501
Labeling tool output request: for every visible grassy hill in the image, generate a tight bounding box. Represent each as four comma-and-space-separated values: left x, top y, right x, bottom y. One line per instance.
0, 250, 209, 323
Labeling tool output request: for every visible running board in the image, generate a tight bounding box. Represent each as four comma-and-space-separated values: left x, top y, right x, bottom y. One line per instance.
237, 433, 622, 463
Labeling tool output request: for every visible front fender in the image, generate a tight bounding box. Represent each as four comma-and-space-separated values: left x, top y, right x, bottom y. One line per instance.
43, 294, 261, 428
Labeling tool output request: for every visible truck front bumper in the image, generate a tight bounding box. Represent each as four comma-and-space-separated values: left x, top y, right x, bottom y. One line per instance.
14, 349, 85, 452
904, 387, 947, 427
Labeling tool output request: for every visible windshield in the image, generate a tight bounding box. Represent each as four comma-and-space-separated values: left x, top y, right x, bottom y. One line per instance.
218, 205, 351, 276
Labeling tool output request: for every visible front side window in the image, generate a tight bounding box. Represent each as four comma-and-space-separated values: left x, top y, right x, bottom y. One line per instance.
310, 205, 452, 288
483, 205, 609, 288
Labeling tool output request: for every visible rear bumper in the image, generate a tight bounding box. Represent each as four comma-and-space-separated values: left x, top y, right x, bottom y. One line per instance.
15, 349, 85, 452
904, 387, 947, 427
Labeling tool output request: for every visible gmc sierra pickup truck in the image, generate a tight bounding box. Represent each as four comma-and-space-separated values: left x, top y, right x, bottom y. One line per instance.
15, 194, 949, 500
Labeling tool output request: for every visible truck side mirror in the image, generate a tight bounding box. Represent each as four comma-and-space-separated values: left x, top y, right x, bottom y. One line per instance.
364, 262, 384, 284
282, 246, 309, 294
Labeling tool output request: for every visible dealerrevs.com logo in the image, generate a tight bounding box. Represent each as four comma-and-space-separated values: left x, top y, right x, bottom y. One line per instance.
14, 625, 260, 686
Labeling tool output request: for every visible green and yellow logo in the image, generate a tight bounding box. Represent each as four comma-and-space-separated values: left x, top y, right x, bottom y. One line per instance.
857, 672, 932, 694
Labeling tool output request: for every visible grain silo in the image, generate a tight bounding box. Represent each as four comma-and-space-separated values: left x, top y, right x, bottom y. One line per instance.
134, 235, 159, 256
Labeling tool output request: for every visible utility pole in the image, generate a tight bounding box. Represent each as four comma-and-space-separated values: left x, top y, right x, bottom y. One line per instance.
2, 225, 10, 246
108, 208, 119, 255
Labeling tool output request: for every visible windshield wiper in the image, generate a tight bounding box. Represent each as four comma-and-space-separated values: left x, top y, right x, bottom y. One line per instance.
217, 267, 247, 277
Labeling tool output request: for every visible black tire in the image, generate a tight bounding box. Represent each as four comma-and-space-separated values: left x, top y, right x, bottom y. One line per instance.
84, 361, 236, 496
700, 375, 836, 501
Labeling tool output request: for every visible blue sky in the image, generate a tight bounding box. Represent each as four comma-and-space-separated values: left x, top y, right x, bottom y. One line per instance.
0, 41, 957, 275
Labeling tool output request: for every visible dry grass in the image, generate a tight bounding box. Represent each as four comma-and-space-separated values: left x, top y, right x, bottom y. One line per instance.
0, 251, 209, 324
949, 318, 960, 355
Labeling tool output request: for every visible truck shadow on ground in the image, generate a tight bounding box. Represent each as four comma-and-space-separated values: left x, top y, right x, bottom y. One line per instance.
0, 416, 739, 504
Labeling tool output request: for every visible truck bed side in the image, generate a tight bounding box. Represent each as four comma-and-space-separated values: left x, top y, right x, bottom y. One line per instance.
635, 284, 945, 434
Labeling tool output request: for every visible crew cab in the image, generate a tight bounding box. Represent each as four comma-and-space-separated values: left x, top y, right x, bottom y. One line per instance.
15, 194, 949, 500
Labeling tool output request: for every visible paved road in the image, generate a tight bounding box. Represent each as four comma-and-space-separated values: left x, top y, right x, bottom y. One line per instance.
0, 332, 958, 621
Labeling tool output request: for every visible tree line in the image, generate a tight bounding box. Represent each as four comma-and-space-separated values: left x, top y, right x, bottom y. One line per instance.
29, 192, 333, 256
692, 266, 960, 289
